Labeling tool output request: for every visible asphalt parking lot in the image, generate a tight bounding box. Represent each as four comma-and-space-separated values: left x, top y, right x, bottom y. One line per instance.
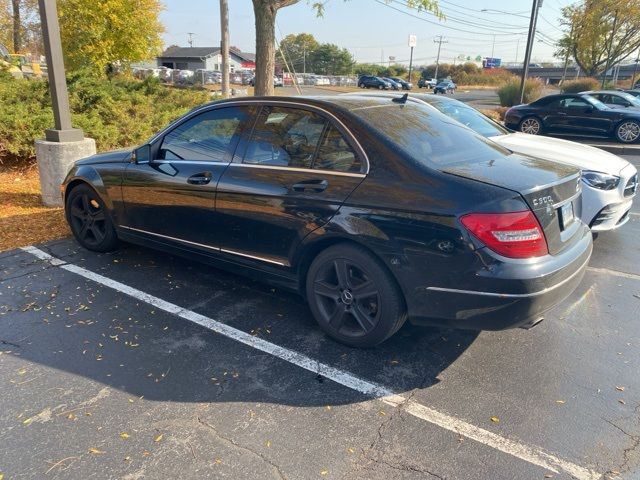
1, 155, 639, 480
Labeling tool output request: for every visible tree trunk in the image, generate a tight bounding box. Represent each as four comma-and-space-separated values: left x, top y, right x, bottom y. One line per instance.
220, 0, 230, 98
252, 0, 277, 96
12, 0, 21, 53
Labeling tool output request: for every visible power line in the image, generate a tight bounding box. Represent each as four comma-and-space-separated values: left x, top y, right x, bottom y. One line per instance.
371, 0, 528, 37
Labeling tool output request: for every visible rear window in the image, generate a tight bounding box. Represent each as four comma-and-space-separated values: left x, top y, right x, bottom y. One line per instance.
348, 102, 511, 167
430, 101, 509, 137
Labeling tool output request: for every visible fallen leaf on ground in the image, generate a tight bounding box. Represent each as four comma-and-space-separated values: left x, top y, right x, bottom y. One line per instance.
320, 470, 329, 476
120, 432, 130, 439
88, 448, 105, 455
154, 434, 163, 442
615, 386, 625, 392
490, 416, 500, 423
618, 399, 626, 405
265, 440, 271, 447
555, 400, 565, 404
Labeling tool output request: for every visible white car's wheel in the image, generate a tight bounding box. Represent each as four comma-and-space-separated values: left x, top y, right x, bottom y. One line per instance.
519, 117, 542, 135
615, 121, 640, 143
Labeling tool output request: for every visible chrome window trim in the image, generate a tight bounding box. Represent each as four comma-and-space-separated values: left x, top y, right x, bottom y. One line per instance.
426, 256, 590, 299
552, 190, 581, 209
227, 163, 366, 178
146, 99, 371, 175
149, 160, 229, 166
119, 226, 287, 266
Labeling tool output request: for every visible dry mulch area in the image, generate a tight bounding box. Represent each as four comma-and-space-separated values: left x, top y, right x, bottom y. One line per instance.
0, 165, 70, 252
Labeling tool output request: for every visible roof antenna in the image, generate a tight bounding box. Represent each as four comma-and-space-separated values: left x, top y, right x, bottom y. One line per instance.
392, 93, 409, 104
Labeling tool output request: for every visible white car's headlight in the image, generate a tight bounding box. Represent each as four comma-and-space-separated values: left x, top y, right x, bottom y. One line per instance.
582, 170, 620, 190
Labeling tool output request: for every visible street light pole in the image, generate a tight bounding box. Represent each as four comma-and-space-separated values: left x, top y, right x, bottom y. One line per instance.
38, 0, 83, 142
491, 34, 495, 59
518, 0, 540, 104
631, 49, 640, 88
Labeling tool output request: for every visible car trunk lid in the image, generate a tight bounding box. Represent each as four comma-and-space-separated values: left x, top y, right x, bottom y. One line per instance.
443, 154, 582, 255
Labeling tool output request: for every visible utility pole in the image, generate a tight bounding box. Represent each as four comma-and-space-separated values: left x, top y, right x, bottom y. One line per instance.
560, 24, 573, 85
631, 49, 640, 88
219, 0, 230, 98
491, 34, 496, 59
408, 35, 417, 84
433, 35, 447, 81
303, 44, 306, 74
515, 38, 520, 64
518, 0, 541, 104
187, 32, 195, 48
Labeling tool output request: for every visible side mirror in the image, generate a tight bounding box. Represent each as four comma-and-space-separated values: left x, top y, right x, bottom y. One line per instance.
132, 144, 151, 164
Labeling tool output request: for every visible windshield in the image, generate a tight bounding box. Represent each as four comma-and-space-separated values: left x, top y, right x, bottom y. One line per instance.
348, 101, 511, 167
429, 100, 509, 137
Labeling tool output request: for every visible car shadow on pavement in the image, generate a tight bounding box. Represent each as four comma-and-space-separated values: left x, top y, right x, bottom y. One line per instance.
0, 239, 480, 407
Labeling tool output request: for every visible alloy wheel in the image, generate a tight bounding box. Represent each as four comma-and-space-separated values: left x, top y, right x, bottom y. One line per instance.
617, 121, 640, 143
520, 118, 541, 135
68, 192, 108, 248
312, 258, 381, 339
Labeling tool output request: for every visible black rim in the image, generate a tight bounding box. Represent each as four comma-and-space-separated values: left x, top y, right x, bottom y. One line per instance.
312, 258, 381, 338
68, 192, 107, 247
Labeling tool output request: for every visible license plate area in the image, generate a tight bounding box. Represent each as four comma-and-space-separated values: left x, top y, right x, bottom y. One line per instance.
559, 201, 575, 230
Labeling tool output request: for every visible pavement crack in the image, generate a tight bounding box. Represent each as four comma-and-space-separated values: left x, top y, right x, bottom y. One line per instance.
0, 338, 21, 348
196, 416, 286, 480
366, 457, 446, 479
602, 417, 640, 477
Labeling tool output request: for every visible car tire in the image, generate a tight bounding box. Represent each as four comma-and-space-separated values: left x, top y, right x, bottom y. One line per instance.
65, 184, 119, 253
358, 83, 365, 88
614, 120, 640, 143
519, 116, 543, 135
378, 85, 383, 90
306, 243, 407, 348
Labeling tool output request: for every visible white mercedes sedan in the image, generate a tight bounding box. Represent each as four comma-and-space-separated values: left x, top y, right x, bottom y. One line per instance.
412, 94, 637, 231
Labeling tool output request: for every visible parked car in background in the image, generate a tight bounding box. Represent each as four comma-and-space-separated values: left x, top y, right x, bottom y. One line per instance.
357, 75, 390, 89
434, 80, 456, 94
505, 93, 640, 143
581, 90, 640, 109
61, 95, 592, 347
418, 77, 437, 88
624, 90, 640, 98
345, 91, 638, 232
390, 77, 412, 90
382, 77, 402, 90
176, 70, 195, 84
249, 76, 283, 87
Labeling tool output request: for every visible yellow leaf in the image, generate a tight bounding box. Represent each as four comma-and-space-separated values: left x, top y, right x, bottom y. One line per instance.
325, 406, 332, 410
555, 400, 565, 404
120, 432, 130, 439
88, 447, 105, 454
265, 440, 271, 448
128, 399, 134, 403
490, 416, 500, 423
320, 469, 329, 476
214, 458, 222, 465
154, 434, 163, 442
615, 386, 625, 392
347, 447, 355, 454
0, 473, 4, 480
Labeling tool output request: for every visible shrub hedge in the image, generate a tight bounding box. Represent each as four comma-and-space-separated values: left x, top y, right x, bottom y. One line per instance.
559, 78, 600, 93
0, 71, 209, 165
497, 78, 544, 106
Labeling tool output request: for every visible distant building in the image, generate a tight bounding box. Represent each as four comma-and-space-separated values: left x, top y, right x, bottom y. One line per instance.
157, 46, 256, 71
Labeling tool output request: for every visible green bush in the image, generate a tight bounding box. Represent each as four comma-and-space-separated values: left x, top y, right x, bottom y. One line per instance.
497, 78, 544, 106
0, 72, 209, 165
560, 78, 600, 93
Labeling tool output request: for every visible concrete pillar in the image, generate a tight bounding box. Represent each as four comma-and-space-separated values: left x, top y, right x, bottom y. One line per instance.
35, 138, 96, 206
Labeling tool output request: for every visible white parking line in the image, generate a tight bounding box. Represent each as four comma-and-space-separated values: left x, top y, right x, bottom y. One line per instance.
21, 245, 600, 480
587, 266, 640, 281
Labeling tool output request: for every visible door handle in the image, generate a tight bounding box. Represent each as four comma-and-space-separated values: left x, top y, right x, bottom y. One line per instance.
292, 179, 328, 193
187, 172, 212, 185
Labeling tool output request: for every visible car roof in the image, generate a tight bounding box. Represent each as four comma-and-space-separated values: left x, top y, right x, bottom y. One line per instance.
192, 94, 419, 114
581, 90, 629, 95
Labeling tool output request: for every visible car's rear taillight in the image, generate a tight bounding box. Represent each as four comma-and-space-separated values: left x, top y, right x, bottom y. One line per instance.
460, 211, 548, 258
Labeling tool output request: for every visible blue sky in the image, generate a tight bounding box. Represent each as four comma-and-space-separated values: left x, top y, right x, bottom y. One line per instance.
159, 0, 573, 65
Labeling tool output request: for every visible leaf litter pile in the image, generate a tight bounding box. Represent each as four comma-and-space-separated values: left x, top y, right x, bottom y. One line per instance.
0, 165, 70, 251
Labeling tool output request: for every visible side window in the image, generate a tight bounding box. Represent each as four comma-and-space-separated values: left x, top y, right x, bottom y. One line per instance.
610, 95, 628, 106
314, 124, 361, 173
160, 107, 249, 161
561, 98, 590, 109
244, 106, 327, 168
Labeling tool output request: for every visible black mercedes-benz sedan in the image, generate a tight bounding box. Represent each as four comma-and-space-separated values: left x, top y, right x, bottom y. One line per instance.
504, 93, 640, 143
62, 95, 592, 347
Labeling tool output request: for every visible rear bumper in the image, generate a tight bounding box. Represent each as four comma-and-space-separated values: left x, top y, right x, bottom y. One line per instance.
404, 226, 593, 330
